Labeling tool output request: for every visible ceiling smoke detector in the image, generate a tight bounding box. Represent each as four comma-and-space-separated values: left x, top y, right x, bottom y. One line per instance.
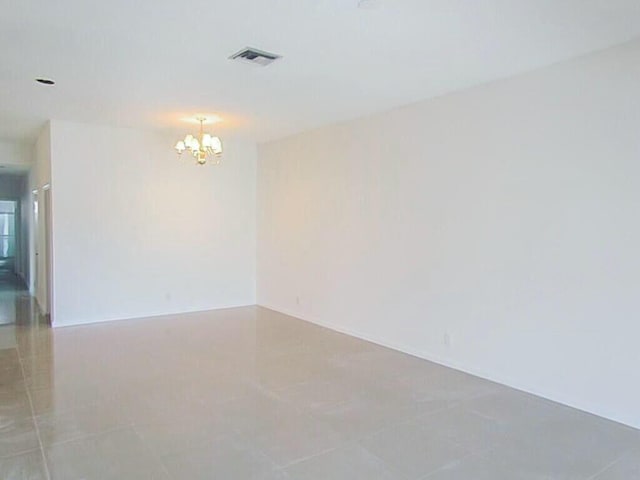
229, 47, 281, 67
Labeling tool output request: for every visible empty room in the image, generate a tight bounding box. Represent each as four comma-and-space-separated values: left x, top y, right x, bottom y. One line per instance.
1, 1, 639, 479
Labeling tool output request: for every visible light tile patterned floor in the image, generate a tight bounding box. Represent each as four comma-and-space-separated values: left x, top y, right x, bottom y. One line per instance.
1, 300, 639, 479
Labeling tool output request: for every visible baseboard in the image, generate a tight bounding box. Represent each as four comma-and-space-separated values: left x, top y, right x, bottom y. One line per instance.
52, 302, 257, 328
258, 302, 640, 431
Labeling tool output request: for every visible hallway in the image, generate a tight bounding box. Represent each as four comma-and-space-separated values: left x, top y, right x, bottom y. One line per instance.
0, 269, 31, 326
0, 268, 46, 351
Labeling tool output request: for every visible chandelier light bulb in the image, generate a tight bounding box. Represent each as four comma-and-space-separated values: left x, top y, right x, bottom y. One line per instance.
211, 137, 222, 155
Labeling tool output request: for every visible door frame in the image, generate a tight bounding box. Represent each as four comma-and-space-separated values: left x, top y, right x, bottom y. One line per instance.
42, 184, 52, 319
32, 189, 39, 303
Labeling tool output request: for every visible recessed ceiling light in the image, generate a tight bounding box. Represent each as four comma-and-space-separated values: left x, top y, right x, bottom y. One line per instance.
35, 78, 55, 85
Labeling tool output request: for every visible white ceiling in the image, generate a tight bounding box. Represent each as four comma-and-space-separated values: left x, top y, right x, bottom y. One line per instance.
1, 0, 640, 144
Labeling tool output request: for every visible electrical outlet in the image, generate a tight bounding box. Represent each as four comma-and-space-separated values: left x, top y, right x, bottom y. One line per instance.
296, 296, 300, 306
444, 333, 451, 347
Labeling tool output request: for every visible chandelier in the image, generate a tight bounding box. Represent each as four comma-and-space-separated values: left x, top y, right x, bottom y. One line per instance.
174, 117, 223, 165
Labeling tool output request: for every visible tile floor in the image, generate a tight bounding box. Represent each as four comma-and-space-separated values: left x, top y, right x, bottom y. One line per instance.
1, 300, 639, 479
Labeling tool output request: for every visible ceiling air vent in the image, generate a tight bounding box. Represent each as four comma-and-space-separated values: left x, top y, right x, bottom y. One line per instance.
229, 47, 281, 67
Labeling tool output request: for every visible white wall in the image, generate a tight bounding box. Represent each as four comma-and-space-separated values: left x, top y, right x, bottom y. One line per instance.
49, 120, 256, 327
257, 40, 640, 429
30, 123, 52, 308
0, 140, 31, 169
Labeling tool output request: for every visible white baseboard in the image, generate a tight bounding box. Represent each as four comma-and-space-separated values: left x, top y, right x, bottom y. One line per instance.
52, 303, 256, 328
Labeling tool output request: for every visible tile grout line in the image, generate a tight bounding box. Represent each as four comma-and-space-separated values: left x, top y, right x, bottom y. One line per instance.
268, 444, 342, 471
35, 424, 132, 449
130, 425, 176, 480
584, 450, 628, 480
0, 446, 43, 461
15, 345, 52, 480
419, 453, 478, 480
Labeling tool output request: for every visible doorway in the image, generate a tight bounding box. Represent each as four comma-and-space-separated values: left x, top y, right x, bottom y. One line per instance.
0, 200, 17, 274
0, 199, 25, 325
32, 187, 52, 318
